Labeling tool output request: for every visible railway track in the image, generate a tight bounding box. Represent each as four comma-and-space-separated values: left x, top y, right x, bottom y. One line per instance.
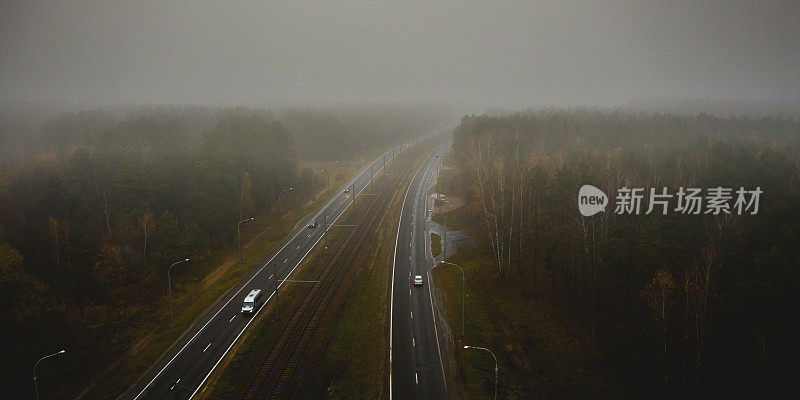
236, 144, 423, 400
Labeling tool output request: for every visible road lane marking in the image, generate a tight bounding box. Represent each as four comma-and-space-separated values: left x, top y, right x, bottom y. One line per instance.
203, 343, 211, 353
411, 310, 413, 319
284, 258, 288, 263
176, 378, 181, 384
383, 138, 439, 400
189, 145, 402, 400
415, 372, 418, 384
229, 315, 235, 323
427, 268, 448, 393
412, 337, 415, 347
297, 245, 300, 249
135, 159, 368, 400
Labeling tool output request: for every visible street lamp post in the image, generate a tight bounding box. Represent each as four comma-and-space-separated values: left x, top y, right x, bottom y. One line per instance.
34, 350, 65, 400
278, 187, 293, 212
237, 217, 254, 274
463, 345, 498, 400
333, 161, 338, 187
168, 258, 190, 334
434, 260, 464, 338
278, 187, 293, 235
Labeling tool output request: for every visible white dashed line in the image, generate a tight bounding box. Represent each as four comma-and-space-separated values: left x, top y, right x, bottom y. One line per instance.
284, 258, 288, 263
203, 343, 211, 353
297, 245, 300, 250
411, 310, 413, 319
176, 378, 181, 384
412, 337, 415, 347
229, 315, 235, 323
415, 372, 419, 384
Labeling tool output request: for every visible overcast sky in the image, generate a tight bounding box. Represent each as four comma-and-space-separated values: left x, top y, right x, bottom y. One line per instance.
1, 0, 798, 109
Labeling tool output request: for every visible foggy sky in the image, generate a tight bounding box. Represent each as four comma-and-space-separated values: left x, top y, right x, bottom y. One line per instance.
2, 0, 799, 109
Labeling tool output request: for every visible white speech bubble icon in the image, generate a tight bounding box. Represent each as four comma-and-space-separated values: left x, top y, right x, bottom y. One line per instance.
578, 185, 608, 216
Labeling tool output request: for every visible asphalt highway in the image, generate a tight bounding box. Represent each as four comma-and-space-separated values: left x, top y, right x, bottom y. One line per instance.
390, 140, 451, 400
118, 137, 430, 400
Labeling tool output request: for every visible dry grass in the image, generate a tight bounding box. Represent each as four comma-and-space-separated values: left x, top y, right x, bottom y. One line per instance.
429, 156, 610, 399
77, 164, 362, 400
433, 243, 609, 399
431, 232, 442, 257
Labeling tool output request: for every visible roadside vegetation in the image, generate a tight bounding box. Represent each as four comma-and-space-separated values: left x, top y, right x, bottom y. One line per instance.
289, 145, 429, 399
0, 105, 450, 399
432, 154, 608, 399
435, 110, 800, 398
431, 233, 442, 257
197, 228, 323, 400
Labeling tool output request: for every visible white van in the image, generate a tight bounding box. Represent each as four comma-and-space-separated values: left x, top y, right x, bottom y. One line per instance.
241, 289, 263, 315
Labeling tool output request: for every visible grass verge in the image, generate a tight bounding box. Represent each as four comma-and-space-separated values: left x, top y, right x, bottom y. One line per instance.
289, 145, 424, 399
196, 237, 323, 399
431, 215, 611, 399
431, 232, 442, 257
77, 162, 363, 400
197, 143, 426, 399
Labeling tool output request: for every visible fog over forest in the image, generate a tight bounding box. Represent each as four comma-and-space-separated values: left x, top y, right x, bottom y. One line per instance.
2, 1, 800, 400
2, 0, 799, 110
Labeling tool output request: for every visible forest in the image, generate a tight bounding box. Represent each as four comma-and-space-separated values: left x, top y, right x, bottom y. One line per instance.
450, 110, 800, 398
0, 104, 450, 399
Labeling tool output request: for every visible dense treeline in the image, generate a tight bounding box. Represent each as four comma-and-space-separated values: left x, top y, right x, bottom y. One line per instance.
0, 104, 449, 399
452, 110, 800, 398
0, 110, 306, 399
0, 103, 452, 166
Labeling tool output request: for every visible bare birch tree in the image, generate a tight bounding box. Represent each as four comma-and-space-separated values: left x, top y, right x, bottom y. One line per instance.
644, 267, 676, 396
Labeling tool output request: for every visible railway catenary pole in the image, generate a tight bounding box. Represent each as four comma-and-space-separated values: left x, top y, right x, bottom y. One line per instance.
274, 264, 279, 319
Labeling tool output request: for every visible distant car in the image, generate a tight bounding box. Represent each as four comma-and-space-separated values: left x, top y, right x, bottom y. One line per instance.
414, 275, 423, 286
242, 289, 263, 315
307, 220, 317, 228
343, 188, 350, 193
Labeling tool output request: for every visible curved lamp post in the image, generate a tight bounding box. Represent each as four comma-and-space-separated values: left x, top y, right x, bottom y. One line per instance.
278, 187, 293, 235
463, 345, 498, 400
278, 187, 293, 212
34, 349, 65, 400
237, 217, 254, 273
168, 258, 190, 334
